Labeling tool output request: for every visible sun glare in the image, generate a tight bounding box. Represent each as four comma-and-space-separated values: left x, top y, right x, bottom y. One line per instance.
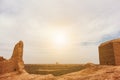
53, 31, 67, 47
55, 34, 66, 45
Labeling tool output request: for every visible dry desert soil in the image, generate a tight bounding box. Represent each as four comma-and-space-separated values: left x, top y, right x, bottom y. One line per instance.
1, 63, 120, 80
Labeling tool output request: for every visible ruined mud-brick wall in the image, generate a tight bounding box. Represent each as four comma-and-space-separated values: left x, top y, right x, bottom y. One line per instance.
0, 60, 17, 74
99, 38, 120, 65
113, 42, 120, 65
0, 41, 25, 74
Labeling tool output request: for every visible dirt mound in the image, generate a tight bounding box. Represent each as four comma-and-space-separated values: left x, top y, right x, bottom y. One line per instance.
2, 64, 120, 80
0, 72, 55, 80
58, 65, 120, 80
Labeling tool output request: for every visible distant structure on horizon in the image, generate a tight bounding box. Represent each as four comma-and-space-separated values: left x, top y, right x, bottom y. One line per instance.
56, 62, 59, 65
99, 38, 120, 65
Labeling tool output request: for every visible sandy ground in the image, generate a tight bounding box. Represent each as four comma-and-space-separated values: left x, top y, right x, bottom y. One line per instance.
1, 65, 120, 80
58, 65, 120, 80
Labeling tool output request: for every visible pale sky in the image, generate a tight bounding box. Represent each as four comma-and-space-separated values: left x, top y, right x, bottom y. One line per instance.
0, 0, 120, 64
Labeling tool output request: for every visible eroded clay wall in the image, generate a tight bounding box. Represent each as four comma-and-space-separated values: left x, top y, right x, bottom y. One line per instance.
99, 43, 115, 65
0, 41, 25, 74
0, 60, 18, 74
113, 42, 120, 65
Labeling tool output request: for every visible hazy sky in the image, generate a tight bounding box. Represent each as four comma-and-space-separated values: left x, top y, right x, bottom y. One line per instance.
0, 0, 120, 64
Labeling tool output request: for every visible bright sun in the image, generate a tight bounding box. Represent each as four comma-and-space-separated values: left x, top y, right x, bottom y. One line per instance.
53, 32, 67, 47
55, 34, 66, 45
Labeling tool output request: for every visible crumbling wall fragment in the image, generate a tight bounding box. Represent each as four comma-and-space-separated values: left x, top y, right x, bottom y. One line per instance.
0, 41, 25, 74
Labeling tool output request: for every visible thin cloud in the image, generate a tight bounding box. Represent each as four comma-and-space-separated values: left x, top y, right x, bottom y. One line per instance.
0, 0, 120, 63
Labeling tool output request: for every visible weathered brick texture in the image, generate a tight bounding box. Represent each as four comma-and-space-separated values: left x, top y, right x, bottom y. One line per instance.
99, 38, 120, 65
0, 41, 25, 74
